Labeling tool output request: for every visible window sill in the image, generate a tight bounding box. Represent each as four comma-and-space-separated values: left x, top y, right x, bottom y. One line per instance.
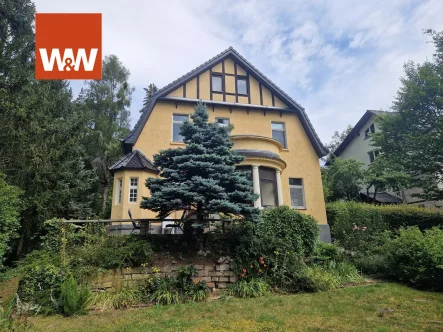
292, 207, 307, 210
171, 141, 185, 146
281, 148, 289, 152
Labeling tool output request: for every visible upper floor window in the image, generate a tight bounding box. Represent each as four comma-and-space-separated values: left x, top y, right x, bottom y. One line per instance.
271, 122, 287, 148
364, 123, 375, 139
215, 118, 230, 128
237, 77, 247, 95
212, 74, 223, 92
172, 114, 188, 142
116, 178, 122, 204
289, 178, 305, 209
368, 149, 380, 163
129, 177, 138, 203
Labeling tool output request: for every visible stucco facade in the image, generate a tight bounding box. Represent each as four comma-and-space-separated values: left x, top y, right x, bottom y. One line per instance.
110, 47, 329, 232
336, 110, 443, 208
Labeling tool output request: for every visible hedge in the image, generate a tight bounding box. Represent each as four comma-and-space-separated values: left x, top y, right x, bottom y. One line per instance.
327, 201, 443, 232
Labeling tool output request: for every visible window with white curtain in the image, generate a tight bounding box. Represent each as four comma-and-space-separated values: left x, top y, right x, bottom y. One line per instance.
172, 114, 188, 142
289, 178, 305, 209
212, 75, 223, 92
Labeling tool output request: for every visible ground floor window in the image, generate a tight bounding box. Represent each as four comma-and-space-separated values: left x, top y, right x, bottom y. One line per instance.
259, 167, 278, 207
289, 178, 305, 209
129, 177, 138, 203
116, 178, 122, 204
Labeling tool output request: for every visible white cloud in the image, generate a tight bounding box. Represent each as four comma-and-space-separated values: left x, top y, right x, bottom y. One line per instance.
34, 0, 443, 145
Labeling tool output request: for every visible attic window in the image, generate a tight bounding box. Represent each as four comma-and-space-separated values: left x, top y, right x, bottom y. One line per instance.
212, 75, 223, 92
237, 77, 247, 95
364, 123, 375, 139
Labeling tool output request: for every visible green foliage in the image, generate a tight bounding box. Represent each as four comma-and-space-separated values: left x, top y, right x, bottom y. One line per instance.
384, 227, 443, 291
304, 262, 364, 292
0, 174, 22, 269
322, 158, 365, 202
232, 206, 319, 291
142, 83, 158, 108
372, 30, 443, 201
327, 202, 389, 252
142, 101, 259, 221
72, 236, 153, 270
327, 202, 443, 251
228, 279, 271, 298
60, 277, 89, 316
87, 289, 142, 310
16, 262, 67, 314
142, 264, 210, 305
311, 242, 343, 265
78, 54, 134, 215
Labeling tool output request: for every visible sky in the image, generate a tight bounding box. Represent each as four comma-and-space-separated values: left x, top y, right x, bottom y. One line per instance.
33, 0, 443, 144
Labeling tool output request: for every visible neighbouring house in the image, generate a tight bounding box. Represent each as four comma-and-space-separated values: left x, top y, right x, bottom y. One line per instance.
109, 47, 330, 240
333, 109, 443, 208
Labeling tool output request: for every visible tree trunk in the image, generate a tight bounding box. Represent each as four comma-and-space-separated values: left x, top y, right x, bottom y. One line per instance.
102, 165, 110, 215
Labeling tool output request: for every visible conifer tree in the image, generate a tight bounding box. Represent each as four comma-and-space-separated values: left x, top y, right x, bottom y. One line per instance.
141, 102, 259, 221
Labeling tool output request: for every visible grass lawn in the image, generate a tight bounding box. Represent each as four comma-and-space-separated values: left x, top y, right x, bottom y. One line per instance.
29, 283, 443, 331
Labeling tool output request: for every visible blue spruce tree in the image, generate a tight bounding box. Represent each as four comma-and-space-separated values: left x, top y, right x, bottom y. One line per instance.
141, 102, 259, 221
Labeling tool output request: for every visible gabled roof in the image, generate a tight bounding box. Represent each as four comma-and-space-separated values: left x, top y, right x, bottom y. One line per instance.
123, 47, 328, 157
360, 192, 403, 204
332, 110, 388, 158
109, 149, 158, 173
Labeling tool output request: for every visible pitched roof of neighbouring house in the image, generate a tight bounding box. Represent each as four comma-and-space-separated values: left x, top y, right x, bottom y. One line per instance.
332, 110, 389, 158
360, 192, 403, 204
109, 149, 158, 173
122, 47, 328, 157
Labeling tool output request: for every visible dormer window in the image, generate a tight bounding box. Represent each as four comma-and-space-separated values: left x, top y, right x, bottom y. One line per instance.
211, 74, 223, 92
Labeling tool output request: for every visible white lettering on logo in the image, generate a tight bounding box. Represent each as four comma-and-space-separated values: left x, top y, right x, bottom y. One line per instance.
39, 48, 98, 71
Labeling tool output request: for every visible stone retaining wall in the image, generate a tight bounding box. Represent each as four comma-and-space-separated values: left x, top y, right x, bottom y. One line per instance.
92, 257, 237, 292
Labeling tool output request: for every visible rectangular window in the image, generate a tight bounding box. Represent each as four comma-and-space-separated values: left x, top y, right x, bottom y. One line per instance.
289, 178, 305, 209
129, 177, 138, 203
172, 114, 188, 142
237, 77, 247, 95
259, 168, 278, 207
365, 123, 375, 139
212, 75, 223, 92
116, 178, 122, 204
215, 118, 230, 128
368, 150, 380, 163
271, 122, 287, 148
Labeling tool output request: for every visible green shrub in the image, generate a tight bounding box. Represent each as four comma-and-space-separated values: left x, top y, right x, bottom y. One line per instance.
353, 254, 389, 277
384, 227, 443, 291
87, 289, 142, 310
142, 264, 209, 305
304, 261, 364, 292
71, 236, 153, 270
327, 202, 443, 245
228, 279, 271, 298
16, 262, 67, 314
311, 242, 343, 265
232, 206, 319, 291
0, 174, 22, 270
60, 277, 89, 316
327, 202, 390, 251
260, 206, 319, 257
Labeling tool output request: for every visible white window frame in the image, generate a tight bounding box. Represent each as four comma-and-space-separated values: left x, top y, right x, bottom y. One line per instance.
289, 178, 306, 209
172, 114, 189, 142
368, 149, 380, 164
215, 117, 230, 128
364, 123, 375, 139
116, 178, 123, 204
129, 177, 138, 203
271, 122, 287, 148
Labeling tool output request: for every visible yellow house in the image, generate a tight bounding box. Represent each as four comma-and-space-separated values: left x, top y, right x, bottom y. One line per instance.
110, 47, 330, 240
